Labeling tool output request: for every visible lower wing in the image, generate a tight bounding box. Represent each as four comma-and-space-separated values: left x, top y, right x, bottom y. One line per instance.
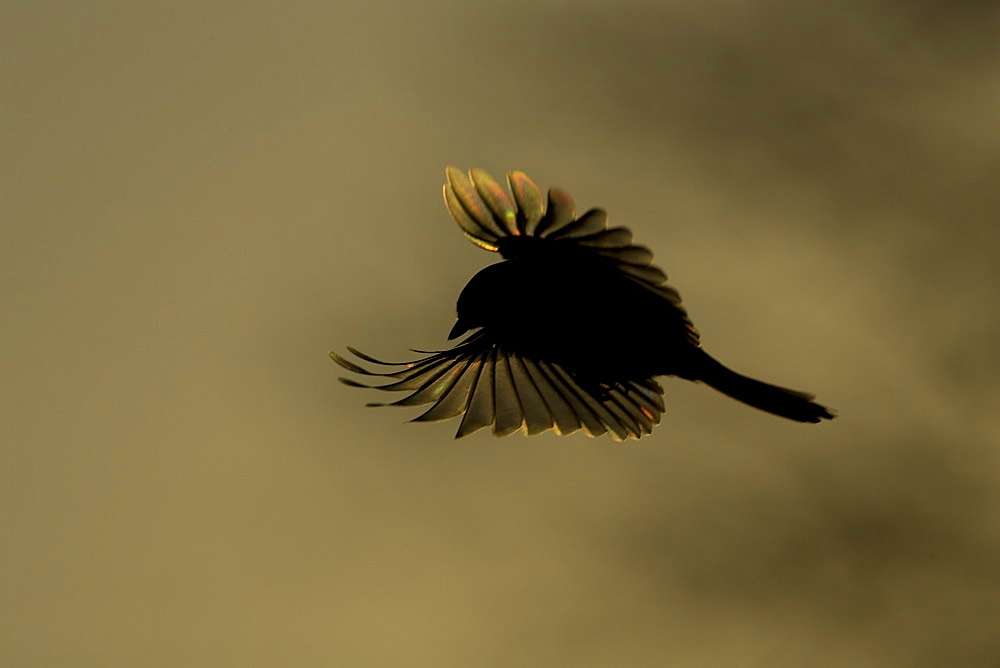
331, 331, 665, 441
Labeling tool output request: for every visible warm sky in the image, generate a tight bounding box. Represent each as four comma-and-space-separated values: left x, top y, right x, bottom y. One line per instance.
4, 1, 999, 665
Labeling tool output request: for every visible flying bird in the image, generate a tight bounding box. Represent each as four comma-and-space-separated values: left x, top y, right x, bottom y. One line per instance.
331, 167, 835, 440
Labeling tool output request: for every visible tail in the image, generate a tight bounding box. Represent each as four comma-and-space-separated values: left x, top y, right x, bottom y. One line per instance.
690, 350, 835, 423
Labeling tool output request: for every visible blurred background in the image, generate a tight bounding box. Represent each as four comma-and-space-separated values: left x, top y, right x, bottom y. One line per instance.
3, 1, 999, 665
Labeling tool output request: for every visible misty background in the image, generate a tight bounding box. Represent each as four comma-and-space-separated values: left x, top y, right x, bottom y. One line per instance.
3, 1, 999, 665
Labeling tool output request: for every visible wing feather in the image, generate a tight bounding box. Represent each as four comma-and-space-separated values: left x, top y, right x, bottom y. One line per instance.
332, 333, 665, 440
507, 171, 544, 235
492, 347, 526, 436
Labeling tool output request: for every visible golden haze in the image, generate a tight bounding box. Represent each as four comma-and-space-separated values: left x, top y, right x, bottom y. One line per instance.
3, 1, 999, 665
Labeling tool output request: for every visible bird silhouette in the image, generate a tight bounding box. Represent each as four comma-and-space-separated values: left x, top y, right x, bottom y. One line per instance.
331, 167, 835, 440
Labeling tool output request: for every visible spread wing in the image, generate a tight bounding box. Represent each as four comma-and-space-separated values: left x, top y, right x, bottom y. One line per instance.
444, 167, 696, 344
330, 332, 665, 441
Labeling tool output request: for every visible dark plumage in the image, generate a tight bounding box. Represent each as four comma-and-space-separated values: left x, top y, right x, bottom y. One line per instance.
331, 167, 835, 440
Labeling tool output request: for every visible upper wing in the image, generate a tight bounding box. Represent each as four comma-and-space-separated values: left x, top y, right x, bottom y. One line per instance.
330, 332, 665, 441
443, 167, 697, 344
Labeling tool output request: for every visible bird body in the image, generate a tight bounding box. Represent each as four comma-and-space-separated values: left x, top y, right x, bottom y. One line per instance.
451, 245, 694, 385
331, 167, 835, 439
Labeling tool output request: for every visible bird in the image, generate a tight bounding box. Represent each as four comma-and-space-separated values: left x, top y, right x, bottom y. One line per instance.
331, 167, 835, 440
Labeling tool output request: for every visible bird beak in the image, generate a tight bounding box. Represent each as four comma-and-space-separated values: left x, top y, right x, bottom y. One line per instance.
448, 318, 471, 340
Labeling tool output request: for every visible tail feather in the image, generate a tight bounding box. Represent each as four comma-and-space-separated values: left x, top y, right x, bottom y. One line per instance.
692, 352, 835, 423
